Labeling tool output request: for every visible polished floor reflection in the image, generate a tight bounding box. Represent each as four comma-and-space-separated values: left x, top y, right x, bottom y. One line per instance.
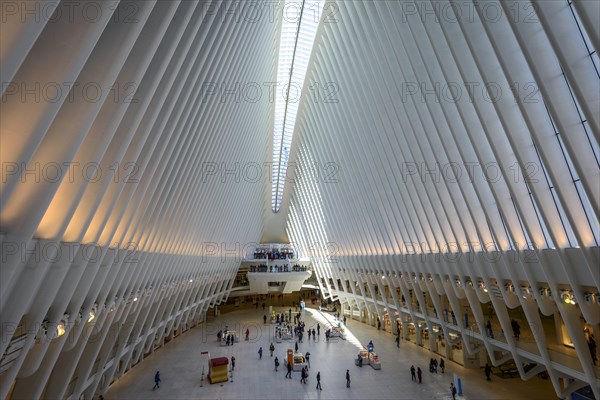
106, 306, 557, 399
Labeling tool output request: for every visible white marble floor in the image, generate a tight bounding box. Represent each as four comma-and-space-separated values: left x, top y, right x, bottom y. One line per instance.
105, 306, 558, 400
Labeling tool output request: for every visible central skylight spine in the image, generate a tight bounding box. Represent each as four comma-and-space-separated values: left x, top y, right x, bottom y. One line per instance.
272, 0, 325, 212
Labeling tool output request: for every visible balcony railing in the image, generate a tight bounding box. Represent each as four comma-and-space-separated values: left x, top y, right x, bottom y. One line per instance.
247, 263, 310, 273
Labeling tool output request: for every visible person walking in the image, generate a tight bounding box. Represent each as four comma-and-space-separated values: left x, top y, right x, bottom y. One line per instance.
269, 343, 275, 357
305, 352, 311, 368
410, 365, 416, 381
450, 382, 457, 400
317, 323, 320, 335
316, 371, 322, 390
588, 334, 597, 366
511, 319, 520, 339
285, 361, 292, 378
485, 363, 492, 381
301, 366, 307, 384
440, 358, 445, 373
258, 347, 263, 359
295, 341, 298, 353
308, 329, 311, 340
264, 314, 267, 324
395, 334, 400, 347
486, 319, 494, 338
152, 371, 161, 390
231, 356, 236, 371
343, 316, 347, 325
274, 356, 280, 371
417, 367, 422, 383
346, 369, 351, 388
312, 328, 316, 340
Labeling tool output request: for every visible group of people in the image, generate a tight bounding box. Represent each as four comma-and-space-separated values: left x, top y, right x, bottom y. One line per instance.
300, 366, 309, 384
294, 323, 306, 342
410, 365, 422, 383
272, 311, 320, 343
267, 334, 324, 391
281, 359, 323, 390
429, 357, 445, 373
273, 313, 290, 325
253, 249, 294, 260
291, 264, 308, 272
324, 326, 339, 341
248, 264, 268, 272
217, 330, 236, 346
291, 317, 318, 343
252, 264, 303, 273
152, 305, 359, 394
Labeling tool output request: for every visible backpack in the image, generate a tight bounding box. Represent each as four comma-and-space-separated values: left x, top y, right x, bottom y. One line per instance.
452, 386, 457, 395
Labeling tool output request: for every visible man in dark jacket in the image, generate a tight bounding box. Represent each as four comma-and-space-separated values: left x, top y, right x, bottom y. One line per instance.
153, 371, 161, 390
485, 363, 492, 381
346, 369, 350, 388
316, 371, 322, 390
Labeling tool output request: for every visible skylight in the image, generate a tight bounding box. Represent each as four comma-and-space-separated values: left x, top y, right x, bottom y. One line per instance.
272, 0, 325, 212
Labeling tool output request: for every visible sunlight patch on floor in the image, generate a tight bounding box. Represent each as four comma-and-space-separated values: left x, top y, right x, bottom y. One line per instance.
305, 307, 364, 351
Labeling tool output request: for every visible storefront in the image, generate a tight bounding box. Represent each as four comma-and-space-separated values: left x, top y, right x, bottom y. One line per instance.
419, 322, 429, 349
448, 332, 464, 365
383, 312, 391, 333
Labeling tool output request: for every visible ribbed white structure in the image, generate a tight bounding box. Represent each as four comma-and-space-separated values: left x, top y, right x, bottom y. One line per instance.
1, 1, 277, 398
272, 0, 325, 211
286, 1, 599, 398
0, 1, 598, 399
